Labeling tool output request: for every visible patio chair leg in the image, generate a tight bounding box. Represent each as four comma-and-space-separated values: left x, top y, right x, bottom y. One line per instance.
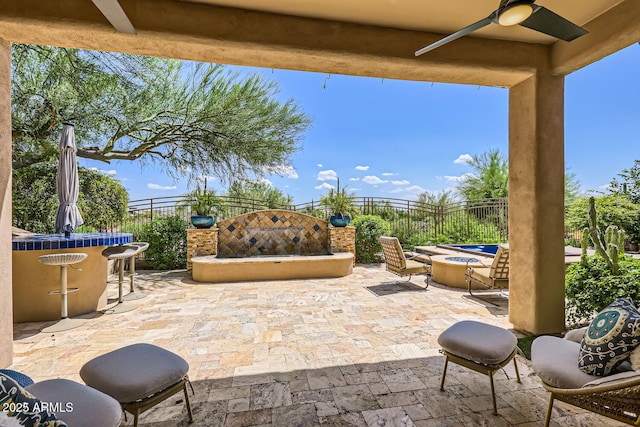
439, 355, 449, 391
489, 371, 498, 415
544, 393, 555, 427
467, 279, 500, 307
183, 381, 194, 423
513, 357, 521, 383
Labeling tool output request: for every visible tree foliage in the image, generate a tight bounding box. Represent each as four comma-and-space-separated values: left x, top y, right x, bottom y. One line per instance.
11, 44, 311, 182
225, 180, 294, 210
456, 149, 508, 201
416, 190, 458, 206
13, 164, 129, 233
456, 149, 581, 203
609, 159, 640, 204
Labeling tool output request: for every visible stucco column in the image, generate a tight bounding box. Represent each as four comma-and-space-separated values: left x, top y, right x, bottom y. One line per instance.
0, 39, 13, 367
508, 72, 566, 335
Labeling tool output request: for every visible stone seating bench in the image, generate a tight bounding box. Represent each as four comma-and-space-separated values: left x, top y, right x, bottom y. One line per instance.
191, 252, 354, 283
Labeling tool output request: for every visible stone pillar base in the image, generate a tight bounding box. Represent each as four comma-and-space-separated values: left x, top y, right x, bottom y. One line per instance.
187, 228, 218, 272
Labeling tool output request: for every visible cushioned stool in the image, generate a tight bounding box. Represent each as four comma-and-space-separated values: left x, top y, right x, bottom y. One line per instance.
80, 343, 193, 426
438, 320, 521, 415
27, 378, 123, 427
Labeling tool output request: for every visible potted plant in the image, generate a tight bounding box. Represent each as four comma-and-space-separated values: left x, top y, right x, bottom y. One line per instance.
320, 187, 358, 227
189, 187, 224, 229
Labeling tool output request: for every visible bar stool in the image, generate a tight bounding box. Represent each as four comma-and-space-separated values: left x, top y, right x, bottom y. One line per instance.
38, 253, 88, 333
101, 245, 139, 314
123, 242, 149, 302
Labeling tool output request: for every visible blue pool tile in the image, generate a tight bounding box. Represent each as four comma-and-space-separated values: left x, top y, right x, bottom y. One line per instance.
26, 242, 33, 250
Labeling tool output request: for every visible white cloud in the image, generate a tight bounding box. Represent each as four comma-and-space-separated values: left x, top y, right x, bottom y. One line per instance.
317, 163, 323, 168
317, 170, 338, 181
147, 183, 177, 191
196, 175, 217, 184
355, 165, 369, 171
382, 172, 395, 176
362, 175, 388, 185
454, 154, 473, 165
391, 180, 410, 185
314, 183, 335, 190
89, 167, 117, 177
443, 173, 475, 183
259, 177, 273, 186
265, 165, 299, 179
349, 177, 360, 181
389, 185, 428, 198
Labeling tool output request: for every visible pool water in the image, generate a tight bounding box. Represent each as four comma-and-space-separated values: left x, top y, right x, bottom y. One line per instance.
439, 244, 500, 255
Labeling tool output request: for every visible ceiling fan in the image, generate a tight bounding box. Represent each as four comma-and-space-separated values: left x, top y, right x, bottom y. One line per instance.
415, 0, 587, 56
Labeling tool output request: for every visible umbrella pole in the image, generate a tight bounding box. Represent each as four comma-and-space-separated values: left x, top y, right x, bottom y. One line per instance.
118, 259, 125, 303
60, 265, 68, 318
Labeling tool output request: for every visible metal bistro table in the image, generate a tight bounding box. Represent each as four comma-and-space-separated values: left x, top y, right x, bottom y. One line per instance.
12, 232, 132, 323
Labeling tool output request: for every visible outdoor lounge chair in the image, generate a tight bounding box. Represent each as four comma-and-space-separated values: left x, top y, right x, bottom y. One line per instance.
532, 328, 640, 426
378, 236, 431, 287
464, 244, 509, 304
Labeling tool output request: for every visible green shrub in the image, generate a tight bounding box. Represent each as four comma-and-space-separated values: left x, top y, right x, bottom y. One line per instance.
566, 195, 640, 245
352, 215, 391, 263
565, 255, 640, 326
138, 215, 188, 270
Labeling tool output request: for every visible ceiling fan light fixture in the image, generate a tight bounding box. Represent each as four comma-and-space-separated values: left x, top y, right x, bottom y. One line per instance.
497, 3, 534, 26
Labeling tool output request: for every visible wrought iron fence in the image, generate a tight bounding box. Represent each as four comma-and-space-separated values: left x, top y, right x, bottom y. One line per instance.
111, 195, 512, 245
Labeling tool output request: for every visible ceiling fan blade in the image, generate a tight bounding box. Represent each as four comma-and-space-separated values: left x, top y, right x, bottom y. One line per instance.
415, 17, 493, 56
91, 0, 137, 34
519, 6, 587, 42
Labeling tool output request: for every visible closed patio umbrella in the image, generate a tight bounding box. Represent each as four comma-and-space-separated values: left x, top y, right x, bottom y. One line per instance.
55, 123, 84, 235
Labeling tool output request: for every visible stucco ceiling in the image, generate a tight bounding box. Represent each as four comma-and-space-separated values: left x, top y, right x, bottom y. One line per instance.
183, 0, 623, 44
0, 0, 637, 87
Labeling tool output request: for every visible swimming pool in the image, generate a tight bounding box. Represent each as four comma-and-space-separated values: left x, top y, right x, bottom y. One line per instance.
437, 244, 500, 256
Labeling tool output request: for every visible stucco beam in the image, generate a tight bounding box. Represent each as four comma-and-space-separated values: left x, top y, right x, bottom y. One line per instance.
0, 0, 544, 87
551, 0, 640, 76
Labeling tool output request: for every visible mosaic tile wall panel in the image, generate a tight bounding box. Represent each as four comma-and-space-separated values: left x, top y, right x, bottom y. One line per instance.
216, 210, 330, 258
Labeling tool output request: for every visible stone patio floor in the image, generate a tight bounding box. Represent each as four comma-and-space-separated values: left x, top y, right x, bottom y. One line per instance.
11, 264, 623, 427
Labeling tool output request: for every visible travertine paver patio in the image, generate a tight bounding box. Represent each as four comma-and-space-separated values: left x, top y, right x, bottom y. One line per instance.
11, 265, 622, 426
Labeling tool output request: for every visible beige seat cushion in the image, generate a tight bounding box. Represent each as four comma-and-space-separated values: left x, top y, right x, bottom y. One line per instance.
80, 343, 189, 403
27, 378, 122, 427
438, 320, 517, 366
532, 335, 598, 389
387, 259, 429, 275
468, 267, 491, 281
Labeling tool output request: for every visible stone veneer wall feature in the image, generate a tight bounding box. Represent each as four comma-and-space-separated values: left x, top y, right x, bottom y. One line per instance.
216, 210, 330, 258
330, 226, 356, 265
187, 228, 218, 272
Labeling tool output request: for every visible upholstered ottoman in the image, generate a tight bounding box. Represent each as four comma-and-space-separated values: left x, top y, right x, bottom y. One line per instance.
438, 320, 521, 414
26, 378, 123, 427
80, 343, 193, 427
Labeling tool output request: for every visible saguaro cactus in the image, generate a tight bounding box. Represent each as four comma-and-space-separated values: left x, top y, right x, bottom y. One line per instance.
581, 197, 625, 274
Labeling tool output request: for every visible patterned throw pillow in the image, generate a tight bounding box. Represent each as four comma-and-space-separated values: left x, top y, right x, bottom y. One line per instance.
0, 374, 67, 427
578, 298, 640, 376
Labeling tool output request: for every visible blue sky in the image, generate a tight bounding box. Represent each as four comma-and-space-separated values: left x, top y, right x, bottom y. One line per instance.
80, 44, 639, 204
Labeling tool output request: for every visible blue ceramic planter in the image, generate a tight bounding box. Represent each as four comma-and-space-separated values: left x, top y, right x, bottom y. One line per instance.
191, 215, 215, 229
329, 215, 351, 227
